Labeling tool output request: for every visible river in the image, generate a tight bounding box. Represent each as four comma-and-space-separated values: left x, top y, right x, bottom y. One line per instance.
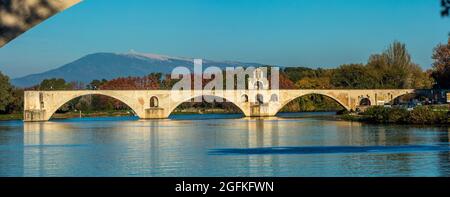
0, 112, 449, 177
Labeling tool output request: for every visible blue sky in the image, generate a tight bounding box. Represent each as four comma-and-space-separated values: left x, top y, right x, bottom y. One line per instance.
0, 0, 449, 78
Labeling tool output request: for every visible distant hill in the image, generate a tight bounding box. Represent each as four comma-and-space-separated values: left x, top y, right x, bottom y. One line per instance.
11, 52, 266, 87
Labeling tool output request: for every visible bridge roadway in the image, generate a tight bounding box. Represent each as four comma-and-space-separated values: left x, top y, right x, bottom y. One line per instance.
23, 89, 416, 121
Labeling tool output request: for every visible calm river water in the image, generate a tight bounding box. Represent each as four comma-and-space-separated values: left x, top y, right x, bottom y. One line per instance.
0, 112, 449, 177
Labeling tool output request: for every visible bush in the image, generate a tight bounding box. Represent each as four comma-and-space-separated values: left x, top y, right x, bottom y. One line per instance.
362, 106, 390, 123
386, 108, 409, 123
357, 106, 448, 124
408, 106, 447, 124
336, 109, 350, 115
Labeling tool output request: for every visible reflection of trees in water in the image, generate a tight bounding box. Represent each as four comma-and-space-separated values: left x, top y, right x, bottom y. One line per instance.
0, 124, 24, 176
23, 122, 82, 176
173, 96, 244, 114
361, 126, 450, 176
16, 118, 450, 176
438, 128, 450, 176
0, 0, 80, 46
23, 120, 163, 176
279, 94, 344, 113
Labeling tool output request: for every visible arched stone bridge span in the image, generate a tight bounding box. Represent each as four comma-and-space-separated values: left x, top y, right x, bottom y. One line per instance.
24, 89, 417, 121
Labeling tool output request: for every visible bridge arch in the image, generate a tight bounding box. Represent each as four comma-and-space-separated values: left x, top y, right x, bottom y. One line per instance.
390, 91, 421, 105
277, 92, 350, 114
168, 94, 247, 116
372, 90, 416, 106
45, 92, 141, 120
359, 97, 371, 106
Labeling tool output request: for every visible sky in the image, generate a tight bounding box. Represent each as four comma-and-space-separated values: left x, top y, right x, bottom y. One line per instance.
0, 0, 449, 78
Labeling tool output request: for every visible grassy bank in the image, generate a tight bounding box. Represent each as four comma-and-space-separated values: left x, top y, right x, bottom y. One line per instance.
0, 113, 23, 121
0, 111, 134, 121
341, 105, 450, 125
171, 108, 238, 115
0, 108, 237, 121
52, 110, 134, 119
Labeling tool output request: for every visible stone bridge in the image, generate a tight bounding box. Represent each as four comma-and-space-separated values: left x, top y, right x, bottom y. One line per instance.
24, 89, 417, 121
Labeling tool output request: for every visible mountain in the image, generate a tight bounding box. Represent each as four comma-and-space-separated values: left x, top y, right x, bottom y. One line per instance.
11, 52, 266, 87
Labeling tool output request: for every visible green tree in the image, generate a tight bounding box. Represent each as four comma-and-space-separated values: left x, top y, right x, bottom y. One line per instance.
7, 88, 24, 113
367, 41, 431, 89
87, 79, 108, 90
296, 77, 333, 89
410, 65, 434, 89
38, 78, 72, 90
385, 41, 414, 88
0, 71, 14, 112
331, 64, 377, 88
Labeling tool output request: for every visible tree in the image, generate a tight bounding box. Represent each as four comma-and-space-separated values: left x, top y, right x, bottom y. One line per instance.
100, 73, 163, 90
7, 88, 24, 113
278, 72, 296, 89
431, 37, 450, 89
39, 78, 72, 90
0, 71, 14, 112
367, 41, 431, 89
331, 64, 377, 88
282, 67, 316, 82
384, 41, 414, 88
409, 64, 434, 89
87, 79, 108, 90
296, 77, 333, 89
161, 74, 178, 90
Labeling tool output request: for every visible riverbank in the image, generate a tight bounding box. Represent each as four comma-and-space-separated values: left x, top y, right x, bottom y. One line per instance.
2, 106, 449, 125
0, 111, 135, 121
52, 110, 134, 119
0, 108, 237, 121
341, 105, 450, 125
171, 108, 237, 114
0, 113, 23, 121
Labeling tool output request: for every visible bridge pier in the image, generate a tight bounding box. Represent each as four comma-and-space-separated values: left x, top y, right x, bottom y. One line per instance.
143, 108, 168, 119
24, 110, 48, 122
250, 104, 268, 117
247, 103, 278, 117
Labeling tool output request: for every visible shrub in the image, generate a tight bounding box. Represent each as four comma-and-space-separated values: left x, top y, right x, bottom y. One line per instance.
386, 108, 409, 123
362, 106, 390, 123
408, 106, 447, 124
358, 106, 447, 124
